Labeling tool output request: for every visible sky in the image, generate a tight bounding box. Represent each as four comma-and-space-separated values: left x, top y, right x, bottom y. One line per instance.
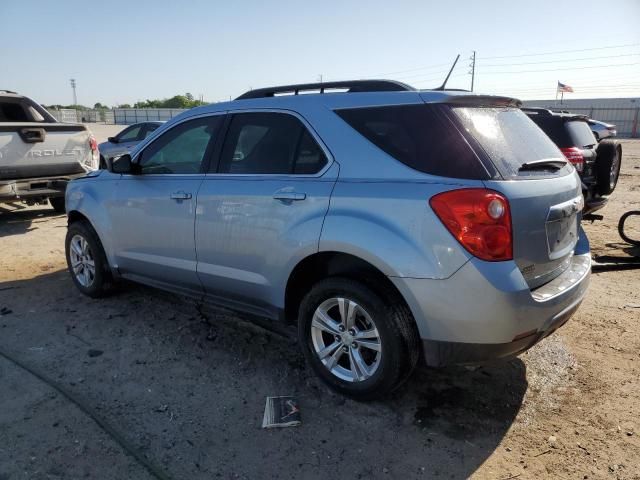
1, 0, 639, 107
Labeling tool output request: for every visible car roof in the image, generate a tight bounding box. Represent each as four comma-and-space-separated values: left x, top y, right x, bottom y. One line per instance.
522, 107, 588, 122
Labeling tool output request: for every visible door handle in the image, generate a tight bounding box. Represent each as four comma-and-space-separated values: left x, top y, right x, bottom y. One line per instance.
170, 191, 192, 200
273, 192, 306, 201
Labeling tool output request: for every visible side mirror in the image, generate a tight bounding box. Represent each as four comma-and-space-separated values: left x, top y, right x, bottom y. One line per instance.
107, 136, 119, 144
107, 154, 135, 174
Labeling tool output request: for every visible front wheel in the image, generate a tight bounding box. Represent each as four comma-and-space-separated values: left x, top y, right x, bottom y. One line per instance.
65, 221, 113, 297
298, 277, 419, 401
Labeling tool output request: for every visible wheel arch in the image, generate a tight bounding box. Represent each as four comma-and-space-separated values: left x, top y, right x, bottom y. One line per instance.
284, 251, 413, 325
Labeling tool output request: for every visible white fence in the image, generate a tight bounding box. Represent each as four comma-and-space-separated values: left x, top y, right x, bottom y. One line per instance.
113, 108, 188, 124
46, 108, 188, 125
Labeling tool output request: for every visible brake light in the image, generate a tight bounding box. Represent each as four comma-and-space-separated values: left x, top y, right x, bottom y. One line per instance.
89, 135, 98, 152
430, 189, 512, 262
560, 147, 584, 173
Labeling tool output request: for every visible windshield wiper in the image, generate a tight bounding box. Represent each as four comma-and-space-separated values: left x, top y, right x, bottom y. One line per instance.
518, 158, 568, 171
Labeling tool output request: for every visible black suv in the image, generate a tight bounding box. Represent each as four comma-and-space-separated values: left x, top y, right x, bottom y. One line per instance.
523, 108, 622, 215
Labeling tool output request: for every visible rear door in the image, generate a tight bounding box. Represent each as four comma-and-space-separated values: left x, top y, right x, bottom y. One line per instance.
108, 114, 223, 295
195, 111, 336, 317
452, 106, 583, 288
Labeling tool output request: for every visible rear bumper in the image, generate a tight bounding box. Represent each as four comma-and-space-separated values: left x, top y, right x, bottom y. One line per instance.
391, 227, 591, 366
0, 173, 87, 201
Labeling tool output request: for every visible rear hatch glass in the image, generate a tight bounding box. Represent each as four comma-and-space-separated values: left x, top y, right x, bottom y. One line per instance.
452, 107, 572, 179
453, 107, 582, 288
565, 120, 597, 148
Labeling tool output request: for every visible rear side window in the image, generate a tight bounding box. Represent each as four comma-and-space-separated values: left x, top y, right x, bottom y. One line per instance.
454, 107, 565, 178
335, 104, 487, 179
217, 112, 327, 175
566, 120, 597, 148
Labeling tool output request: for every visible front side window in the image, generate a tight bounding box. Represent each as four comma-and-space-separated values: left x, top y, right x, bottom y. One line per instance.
138, 116, 221, 174
217, 112, 327, 174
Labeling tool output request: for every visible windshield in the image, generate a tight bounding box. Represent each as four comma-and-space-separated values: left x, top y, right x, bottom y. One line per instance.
453, 107, 567, 178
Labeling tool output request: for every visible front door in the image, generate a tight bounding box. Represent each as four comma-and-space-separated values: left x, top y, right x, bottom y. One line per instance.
108, 114, 224, 295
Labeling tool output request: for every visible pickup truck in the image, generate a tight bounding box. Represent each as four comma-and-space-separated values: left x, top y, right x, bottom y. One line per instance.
0, 91, 99, 212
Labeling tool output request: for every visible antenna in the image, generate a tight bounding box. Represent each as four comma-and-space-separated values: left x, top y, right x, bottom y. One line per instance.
434, 55, 460, 91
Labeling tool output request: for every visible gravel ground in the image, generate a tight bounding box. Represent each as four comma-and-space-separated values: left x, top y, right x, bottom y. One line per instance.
0, 133, 638, 479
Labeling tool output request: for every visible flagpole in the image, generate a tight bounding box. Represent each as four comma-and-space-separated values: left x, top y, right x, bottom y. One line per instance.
561, 91, 564, 105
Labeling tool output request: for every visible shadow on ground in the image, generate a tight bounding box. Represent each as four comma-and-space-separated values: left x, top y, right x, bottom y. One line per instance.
0, 203, 62, 238
0, 270, 528, 479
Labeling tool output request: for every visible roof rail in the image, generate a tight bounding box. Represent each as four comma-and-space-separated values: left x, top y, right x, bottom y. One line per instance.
235, 80, 415, 100
0, 89, 18, 94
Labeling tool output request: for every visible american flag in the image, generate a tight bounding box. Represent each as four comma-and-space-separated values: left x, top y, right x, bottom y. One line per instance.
557, 81, 574, 93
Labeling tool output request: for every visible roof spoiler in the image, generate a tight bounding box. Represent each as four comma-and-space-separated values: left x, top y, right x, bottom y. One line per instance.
432, 94, 522, 108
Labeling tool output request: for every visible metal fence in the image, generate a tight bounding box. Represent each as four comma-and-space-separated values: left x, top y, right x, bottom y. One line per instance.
46, 105, 640, 137
46, 108, 187, 125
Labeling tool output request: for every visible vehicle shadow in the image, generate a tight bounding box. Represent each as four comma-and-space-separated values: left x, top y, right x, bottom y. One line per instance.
0, 270, 527, 479
0, 204, 62, 238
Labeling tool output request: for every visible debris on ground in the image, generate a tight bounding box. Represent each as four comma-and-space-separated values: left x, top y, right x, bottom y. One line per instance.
262, 396, 301, 428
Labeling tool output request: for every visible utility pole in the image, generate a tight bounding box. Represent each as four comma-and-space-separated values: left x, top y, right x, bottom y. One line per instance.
70, 78, 77, 105
318, 74, 323, 84
469, 51, 476, 92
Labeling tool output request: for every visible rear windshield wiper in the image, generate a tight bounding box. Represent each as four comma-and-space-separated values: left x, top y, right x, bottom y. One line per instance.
518, 158, 568, 171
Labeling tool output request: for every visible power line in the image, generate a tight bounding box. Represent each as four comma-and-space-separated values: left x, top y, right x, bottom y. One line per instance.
479, 42, 640, 60
482, 62, 640, 74
481, 52, 640, 67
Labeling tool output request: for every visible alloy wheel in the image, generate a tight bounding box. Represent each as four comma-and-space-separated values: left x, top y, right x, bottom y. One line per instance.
310, 297, 382, 382
69, 234, 96, 287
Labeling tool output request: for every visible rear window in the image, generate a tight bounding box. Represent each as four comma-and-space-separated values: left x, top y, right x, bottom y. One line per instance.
565, 120, 597, 148
527, 115, 596, 149
453, 107, 565, 178
335, 104, 487, 179
0, 101, 30, 122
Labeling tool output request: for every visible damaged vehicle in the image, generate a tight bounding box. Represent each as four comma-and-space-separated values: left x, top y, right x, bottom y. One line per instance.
64, 80, 590, 400
0, 90, 99, 212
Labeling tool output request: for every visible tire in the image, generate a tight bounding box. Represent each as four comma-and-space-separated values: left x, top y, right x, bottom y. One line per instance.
595, 140, 622, 195
65, 220, 114, 297
618, 211, 640, 246
49, 197, 66, 213
298, 277, 420, 401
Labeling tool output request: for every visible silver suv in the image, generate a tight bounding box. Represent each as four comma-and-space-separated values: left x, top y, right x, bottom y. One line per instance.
65, 80, 590, 400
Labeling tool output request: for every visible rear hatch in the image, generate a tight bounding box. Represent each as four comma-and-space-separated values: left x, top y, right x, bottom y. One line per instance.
447, 103, 583, 289
0, 96, 94, 180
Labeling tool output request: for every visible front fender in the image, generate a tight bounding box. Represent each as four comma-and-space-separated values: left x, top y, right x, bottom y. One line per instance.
65, 175, 118, 272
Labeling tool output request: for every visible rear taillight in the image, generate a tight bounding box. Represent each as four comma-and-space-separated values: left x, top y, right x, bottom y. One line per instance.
430, 189, 512, 262
560, 147, 584, 173
89, 135, 98, 152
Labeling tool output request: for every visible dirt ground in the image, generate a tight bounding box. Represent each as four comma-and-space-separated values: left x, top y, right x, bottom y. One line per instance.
0, 127, 639, 479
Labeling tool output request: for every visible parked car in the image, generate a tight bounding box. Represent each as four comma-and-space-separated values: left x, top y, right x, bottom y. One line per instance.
98, 121, 163, 168
0, 90, 99, 212
65, 80, 590, 400
588, 118, 617, 141
523, 108, 622, 215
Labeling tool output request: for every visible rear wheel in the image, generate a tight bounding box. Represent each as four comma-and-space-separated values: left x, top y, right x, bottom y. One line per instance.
49, 197, 66, 213
298, 277, 419, 400
596, 140, 621, 195
65, 221, 113, 297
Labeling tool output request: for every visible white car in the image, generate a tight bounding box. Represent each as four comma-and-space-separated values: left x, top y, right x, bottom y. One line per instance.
588, 119, 617, 141
0, 90, 99, 212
